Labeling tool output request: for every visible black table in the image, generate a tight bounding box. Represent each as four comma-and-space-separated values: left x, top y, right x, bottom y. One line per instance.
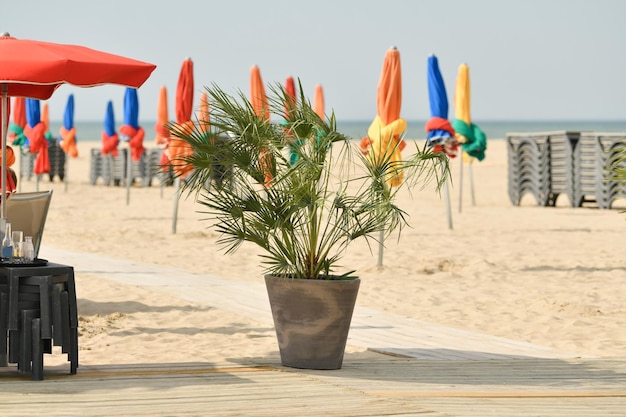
0, 261, 78, 380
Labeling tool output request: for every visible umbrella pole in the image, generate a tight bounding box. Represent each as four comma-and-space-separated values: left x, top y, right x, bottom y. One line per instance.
442, 161, 453, 230
126, 148, 131, 205
377, 229, 384, 267
458, 153, 464, 214
172, 177, 180, 234
64, 156, 69, 192
35, 174, 40, 192
469, 160, 476, 206
1, 86, 7, 219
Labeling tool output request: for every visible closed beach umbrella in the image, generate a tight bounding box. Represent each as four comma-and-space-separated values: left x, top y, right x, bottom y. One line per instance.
42, 102, 54, 143
284, 76, 301, 165
58, 94, 77, 190
154, 86, 172, 181
314, 84, 324, 120
250, 65, 272, 186
120, 87, 145, 162
452, 63, 487, 211
0, 31, 155, 219
59, 94, 78, 157
361, 47, 407, 266
171, 58, 195, 234
24, 98, 50, 176
168, 58, 194, 178
425, 54, 456, 229
8, 97, 27, 147
101, 100, 119, 156
452, 64, 486, 161
120, 87, 145, 204
154, 85, 170, 146
198, 92, 209, 135
360, 46, 407, 188
426, 55, 457, 155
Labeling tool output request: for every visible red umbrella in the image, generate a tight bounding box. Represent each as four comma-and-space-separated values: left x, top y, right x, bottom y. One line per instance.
0, 32, 155, 217
250, 65, 271, 186
168, 58, 194, 178
170, 58, 194, 234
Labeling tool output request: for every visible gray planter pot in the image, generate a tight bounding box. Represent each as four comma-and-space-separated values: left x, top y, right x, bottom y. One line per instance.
264, 275, 360, 370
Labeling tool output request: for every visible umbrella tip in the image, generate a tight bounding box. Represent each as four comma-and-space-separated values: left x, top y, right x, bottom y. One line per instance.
391, 45, 397, 50
0, 32, 10, 37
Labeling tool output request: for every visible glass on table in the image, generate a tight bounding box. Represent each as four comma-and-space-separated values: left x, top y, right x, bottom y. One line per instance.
11, 230, 24, 260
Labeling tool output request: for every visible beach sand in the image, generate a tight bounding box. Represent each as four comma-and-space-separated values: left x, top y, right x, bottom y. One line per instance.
16, 138, 626, 366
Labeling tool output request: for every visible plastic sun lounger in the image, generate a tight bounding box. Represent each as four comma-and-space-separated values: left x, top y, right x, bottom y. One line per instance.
4, 189, 53, 258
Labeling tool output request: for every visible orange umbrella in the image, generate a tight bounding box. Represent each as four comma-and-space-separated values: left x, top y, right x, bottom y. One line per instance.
250, 65, 271, 186
284, 76, 297, 120
198, 92, 209, 135
168, 58, 194, 178
154, 86, 170, 146
360, 47, 407, 187
313, 84, 324, 120
153, 85, 172, 174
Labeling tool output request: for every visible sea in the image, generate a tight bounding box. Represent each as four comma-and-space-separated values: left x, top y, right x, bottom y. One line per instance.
43, 119, 626, 144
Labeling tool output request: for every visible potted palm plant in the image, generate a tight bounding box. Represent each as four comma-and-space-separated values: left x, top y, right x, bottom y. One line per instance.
170, 80, 447, 369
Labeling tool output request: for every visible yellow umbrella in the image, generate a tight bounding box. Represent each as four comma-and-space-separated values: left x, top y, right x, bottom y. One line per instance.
452, 63, 487, 211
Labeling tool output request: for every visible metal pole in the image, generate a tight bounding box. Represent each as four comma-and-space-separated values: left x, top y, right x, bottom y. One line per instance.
172, 177, 180, 234
377, 229, 384, 267
126, 147, 131, 205
443, 161, 453, 230
458, 152, 464, 214
469, 160, 476, 206
1, 86, 7, 219
64, 156, 69, 192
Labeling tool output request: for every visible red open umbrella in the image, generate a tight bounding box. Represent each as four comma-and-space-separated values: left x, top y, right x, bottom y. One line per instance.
0, 32, 155, 218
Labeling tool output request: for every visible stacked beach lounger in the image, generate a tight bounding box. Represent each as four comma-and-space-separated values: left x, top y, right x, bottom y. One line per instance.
507, 131, 626, 208
89, 147, 159, 187
574, 132, 626, 208
18, 142, 66, 183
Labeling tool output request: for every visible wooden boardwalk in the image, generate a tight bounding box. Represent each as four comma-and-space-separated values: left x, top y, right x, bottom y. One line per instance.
0, 247, 623, 416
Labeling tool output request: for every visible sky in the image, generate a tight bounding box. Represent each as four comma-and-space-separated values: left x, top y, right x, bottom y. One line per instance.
1, 0, 625, 123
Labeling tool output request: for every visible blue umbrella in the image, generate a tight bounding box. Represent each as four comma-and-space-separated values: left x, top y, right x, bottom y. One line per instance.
425, 55, 456, 229
120, 87, 145, 205
25, 98, 40, 129
63, 94, 74, 131
123, 87, 139, 130
104, 101, 116, 137
425, 55, 456, 152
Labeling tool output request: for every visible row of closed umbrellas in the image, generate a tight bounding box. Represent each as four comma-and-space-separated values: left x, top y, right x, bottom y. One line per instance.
0, 34, 486, 238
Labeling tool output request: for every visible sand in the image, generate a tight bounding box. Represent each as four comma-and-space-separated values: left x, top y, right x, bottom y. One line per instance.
14, 137, 626, 366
